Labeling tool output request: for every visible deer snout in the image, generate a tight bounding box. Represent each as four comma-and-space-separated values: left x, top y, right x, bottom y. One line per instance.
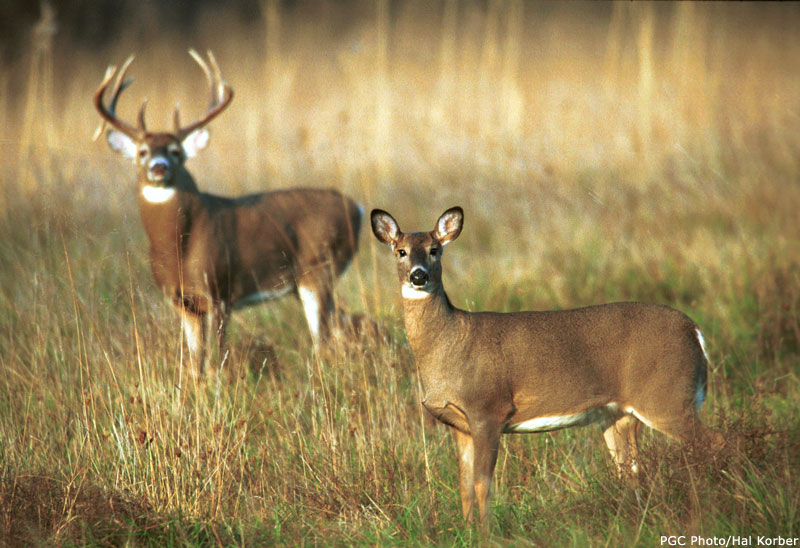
410, 267, 429, 287
147, 158, 171, 182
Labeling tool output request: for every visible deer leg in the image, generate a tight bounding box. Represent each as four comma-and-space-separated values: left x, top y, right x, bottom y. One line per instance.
471, 422, 502, 534
644, 412, 725, 452
451, 428, 476, 522
602, 414, 642, 479
297, 283, 333, 345
180, 308, 206, 376
206, 304, 230, 376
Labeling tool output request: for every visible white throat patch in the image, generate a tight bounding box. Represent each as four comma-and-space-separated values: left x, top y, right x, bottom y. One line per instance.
141, 185, 176, 204
401, 283, 434, 300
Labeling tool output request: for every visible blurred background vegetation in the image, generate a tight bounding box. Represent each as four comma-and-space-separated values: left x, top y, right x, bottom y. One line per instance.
0, 1, 798, 546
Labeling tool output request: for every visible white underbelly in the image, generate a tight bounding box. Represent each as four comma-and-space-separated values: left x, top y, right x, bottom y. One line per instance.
504, 404, 622, 434
233, 285, 294, 309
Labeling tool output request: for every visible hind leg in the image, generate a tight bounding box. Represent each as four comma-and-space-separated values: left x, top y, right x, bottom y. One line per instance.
297, 282, 333, 345
603, 414, 643, 479
642, 412, 725, 452
206, 304, 231, 376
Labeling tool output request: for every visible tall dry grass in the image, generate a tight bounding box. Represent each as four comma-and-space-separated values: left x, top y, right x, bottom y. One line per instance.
1, 2, 799, 545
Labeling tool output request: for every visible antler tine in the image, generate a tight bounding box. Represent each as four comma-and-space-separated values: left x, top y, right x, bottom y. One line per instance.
93, 54, 140, 141
137, 99, 148, 133
188, 48, 216, 108
92, 66, 118, 141
98, 56, 135, 120
109, 55, 135, 110
175, 49, 233, 140
206, 50, 226, 104
173, 103, 181, 135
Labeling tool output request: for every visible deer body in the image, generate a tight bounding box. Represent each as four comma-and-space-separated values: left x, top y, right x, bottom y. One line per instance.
95, 51, 362, 373
139, 185, 359, 316
371, 207, 723, 531
406, 298, 706, 434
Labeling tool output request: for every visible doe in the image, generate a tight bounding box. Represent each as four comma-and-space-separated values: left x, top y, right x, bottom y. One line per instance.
371, 206, 724, 530
94, 51, 362, 374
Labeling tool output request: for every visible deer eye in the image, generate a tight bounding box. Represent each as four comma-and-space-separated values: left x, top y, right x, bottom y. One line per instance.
430, 248, 439, 257
137, 147, 148, 159
169, 147, 182, 158
397, 249, 407, 257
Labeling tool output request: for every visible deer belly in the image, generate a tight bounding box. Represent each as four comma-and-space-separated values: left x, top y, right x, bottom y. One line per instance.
504, 404, 621, 433
233, 284, 294, 309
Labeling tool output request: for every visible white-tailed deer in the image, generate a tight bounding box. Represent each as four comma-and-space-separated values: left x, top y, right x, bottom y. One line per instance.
94, 51, 363, 374
371, 206, 724, 531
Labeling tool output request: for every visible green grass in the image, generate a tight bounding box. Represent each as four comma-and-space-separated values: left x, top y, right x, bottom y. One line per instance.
1, 2, 800, 546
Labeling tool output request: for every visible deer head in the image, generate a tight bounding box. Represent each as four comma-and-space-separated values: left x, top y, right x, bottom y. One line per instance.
93, 50, 233, 191
371, 207, 463, 299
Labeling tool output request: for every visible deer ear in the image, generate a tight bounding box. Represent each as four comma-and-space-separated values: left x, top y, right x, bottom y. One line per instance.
434, 207, 463, 246
371, 209, 400, 245
106, 129, 138, 160
181, 128, 209, 158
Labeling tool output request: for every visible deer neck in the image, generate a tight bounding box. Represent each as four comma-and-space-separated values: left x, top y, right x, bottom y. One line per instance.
401, 285, 458, 359
136, 170, 200, 281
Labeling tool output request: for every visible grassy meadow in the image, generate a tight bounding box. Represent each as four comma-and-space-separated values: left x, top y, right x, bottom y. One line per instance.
1, 1, 799, 545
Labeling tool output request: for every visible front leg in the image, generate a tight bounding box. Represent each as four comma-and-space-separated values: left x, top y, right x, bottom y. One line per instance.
471, 420, 502, 534
452, 427, 476, 522
180, 307, 206, 376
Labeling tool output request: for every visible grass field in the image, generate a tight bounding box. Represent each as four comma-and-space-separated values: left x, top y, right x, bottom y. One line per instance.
1, 2, 799, 546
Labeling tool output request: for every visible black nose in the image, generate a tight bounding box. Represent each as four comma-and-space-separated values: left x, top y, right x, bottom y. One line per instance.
149, 161, 169, 178
410, 268, 428, 287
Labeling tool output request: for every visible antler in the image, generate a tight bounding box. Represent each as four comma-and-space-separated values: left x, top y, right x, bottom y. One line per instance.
94, 50, 233, 142
173, 49, 234, 140
93, 55, 148, 141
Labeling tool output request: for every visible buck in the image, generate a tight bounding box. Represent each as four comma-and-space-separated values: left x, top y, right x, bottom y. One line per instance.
94, 51, 363, 374
371, 206, 724, 531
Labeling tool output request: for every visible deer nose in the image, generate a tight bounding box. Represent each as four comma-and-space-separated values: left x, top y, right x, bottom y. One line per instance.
410, 267, 429, 287
148, 158, 170, 180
